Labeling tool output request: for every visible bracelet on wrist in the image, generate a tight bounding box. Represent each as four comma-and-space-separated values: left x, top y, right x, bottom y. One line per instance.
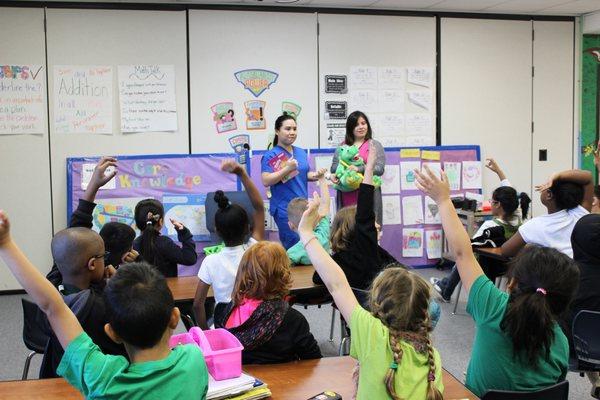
302, 235, 317, 249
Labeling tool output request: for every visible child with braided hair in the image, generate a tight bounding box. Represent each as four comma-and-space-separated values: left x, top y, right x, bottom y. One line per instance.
299, 143, 443, 400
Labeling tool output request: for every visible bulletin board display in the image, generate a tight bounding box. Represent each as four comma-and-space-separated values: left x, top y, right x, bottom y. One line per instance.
67, 145, 480, 269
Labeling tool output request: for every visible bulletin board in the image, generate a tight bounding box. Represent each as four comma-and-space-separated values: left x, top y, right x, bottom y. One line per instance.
68, 144, 479, 271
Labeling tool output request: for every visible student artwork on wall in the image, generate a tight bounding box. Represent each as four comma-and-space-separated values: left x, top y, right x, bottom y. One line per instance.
402, 228, 423, 258
425, 229, 442, 259
118, 65, 177, 133
444, 162, 462, 191
281, 101, 301, 119
0, 65, 45, 135
244, 100, 266, 130
462, 161, 483, 189
400, 161, 420, 190
234, 69, 278, 98
211, 102, 237, 133
53, 65, 113, 134
402, 195, 424, 225
382, 195, 402, 225
381, 164, 400, 194
424, 196, 441, 224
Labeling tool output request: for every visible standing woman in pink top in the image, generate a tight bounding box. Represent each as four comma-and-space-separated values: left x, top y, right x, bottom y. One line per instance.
330, 111, 386, 224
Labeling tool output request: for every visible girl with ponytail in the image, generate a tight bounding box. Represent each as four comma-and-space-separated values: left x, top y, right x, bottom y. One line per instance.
415, 165, 579, 397
298, 146, 443, 399
133, 198, 197, 278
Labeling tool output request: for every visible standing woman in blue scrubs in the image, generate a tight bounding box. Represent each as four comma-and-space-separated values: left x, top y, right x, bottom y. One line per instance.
261, 114, 326, 249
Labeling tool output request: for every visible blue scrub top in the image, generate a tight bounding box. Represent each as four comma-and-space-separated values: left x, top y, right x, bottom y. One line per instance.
261, 145, 309, 217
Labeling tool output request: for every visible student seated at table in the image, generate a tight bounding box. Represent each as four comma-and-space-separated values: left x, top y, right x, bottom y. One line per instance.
416, 165, 579, 397
286, 175, 331, 266
501, 168, 594, 258
0, 213, 209, 398
562, 214, 600, 399
431, 158, 530, 302
193, 159, 265, 330
99, 222, 138, 268
298, 168, 444, 399
215, 241, 322, 364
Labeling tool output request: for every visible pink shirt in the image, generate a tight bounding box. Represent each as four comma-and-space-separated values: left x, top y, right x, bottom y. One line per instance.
225, 298, 263, 329
341, 140, 370, 207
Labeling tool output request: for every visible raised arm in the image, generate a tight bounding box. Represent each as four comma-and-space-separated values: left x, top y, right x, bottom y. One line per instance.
415, 167, 484, 292
352, 142, 379, 259
221, 160, 265, 241
485, 158, 510, 186
317, 176, 331, 218
82, 156, 118, 203
307, 168, 327, 182
541, 169, 595, 212
298, 196, 359, 322
0, 211, 83, 349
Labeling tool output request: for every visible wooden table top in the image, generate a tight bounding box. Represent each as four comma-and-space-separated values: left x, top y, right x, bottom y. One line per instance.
0, 356, 478, 399
166, 265, 318, 302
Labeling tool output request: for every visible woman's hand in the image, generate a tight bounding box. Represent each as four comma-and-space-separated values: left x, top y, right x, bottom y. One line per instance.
285, 158, 299, 172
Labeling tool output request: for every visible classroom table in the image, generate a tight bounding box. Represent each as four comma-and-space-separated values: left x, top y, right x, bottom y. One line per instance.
166, 265, 319, 302
0, 356, 479, 399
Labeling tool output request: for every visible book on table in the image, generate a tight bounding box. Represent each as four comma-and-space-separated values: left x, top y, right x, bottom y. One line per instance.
207, 372, 270, 400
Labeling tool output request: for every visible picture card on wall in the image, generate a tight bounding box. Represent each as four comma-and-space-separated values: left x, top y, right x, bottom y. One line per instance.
444, 162, 462, 191
382, 196, 402, 225
424, 196, 441, 224
421, 162, 442, 178
462, 161, 483, 189
402, 195, 424, 226
381, 164, 400, 194
426, 229, 443, 259
211, 102, 237, 133
400, 161, 420, 190
349, 66, 378, 89
402, 228, 424, 258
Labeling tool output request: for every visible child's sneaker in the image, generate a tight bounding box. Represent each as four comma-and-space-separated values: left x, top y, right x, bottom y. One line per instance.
429, 277, 451, 303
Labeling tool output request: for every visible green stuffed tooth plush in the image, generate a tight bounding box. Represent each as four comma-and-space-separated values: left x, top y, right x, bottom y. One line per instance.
333, 145, 383, 192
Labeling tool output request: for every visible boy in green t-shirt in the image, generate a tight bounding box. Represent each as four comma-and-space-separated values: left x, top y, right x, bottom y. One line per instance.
286, 176, 331, 265
0, 211, 208, 400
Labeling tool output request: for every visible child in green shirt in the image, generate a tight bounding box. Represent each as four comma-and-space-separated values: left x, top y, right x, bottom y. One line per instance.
0, 212, 208, 399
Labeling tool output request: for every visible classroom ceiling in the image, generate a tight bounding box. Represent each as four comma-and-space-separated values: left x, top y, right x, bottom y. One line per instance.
30, 0, 600, 16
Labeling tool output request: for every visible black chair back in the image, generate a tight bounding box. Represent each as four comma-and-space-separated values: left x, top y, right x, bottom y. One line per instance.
21, 298, 49, 354
205, 190, 255, 242
481, 380, 569, 400
572, 310, 600, 371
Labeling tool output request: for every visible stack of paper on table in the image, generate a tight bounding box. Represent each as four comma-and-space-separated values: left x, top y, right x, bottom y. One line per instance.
207, 373, 270, 400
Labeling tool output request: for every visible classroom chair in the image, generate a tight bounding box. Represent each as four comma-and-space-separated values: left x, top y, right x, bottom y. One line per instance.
481, 380, 569, 400
205, 190, 255, 243
570, 310, 600, 374
21, 298, 49, 380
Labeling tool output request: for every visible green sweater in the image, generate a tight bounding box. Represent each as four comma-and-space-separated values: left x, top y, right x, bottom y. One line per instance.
287, 218, 330, 265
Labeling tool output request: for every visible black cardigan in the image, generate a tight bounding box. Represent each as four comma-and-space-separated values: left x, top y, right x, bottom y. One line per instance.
133, 227, 197, 278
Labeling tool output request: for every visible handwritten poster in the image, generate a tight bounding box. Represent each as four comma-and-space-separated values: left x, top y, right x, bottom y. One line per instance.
407, 90, 432, 111
426, 229, 443, 259
0, 65, 45, 135
379, 114, 405, 136
118, 65, 177, 133
406, 113, 432, 136
402, 195, 424, 226
407, 67, 433, 88
350, 90, 378, 112
381, 164, 400, 194
462, 161, 483, 189
378, 67, 404, 89
378, 90, 404, 113
444, 162, 462, 191
349, 66, 377, 89
424, 196, 441, 224
400, 161, 420, 191
382, 196, 402, 225
54, 66, 113, 134
402, 228, 424, 258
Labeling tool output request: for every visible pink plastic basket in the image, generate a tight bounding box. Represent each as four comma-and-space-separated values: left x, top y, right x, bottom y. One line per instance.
169, 327, 243, 381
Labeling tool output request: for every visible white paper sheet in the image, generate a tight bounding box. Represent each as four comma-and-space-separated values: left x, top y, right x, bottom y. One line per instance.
406, 135, 433, 146
54, 65, 113, 134
462, 161, 483, 189
405, 113, 432, 136
402, 228, 424, 258
349, 66, 378, 89
426, 229, 443, 259
407, 90, 433, 111
381, 164, 400, 194
0, 65, 45, 135
402, 195, 424, 225
400, 161, 421, 191
444, 162, 462, 191
378, 114, 405, 136
421, 162, 442, 178
350, 90, 378, 112
378, 66, 404, 89
378, 136, 406, 147
382, 196, 402, 225
424, 196, 441, 224
407, 67, 433, 88
118, 65, 177, 133
378, 89, 404, 112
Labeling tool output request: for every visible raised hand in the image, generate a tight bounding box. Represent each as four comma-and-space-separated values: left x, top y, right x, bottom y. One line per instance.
485, 158, 506, 181
170, 218, 185, 231
0, 210, 11, 247
220, 159, 244, 175
298, 192, 322, 235
414, 165, 450, 204
123, 249, 139, 263
90, 156, 118, 190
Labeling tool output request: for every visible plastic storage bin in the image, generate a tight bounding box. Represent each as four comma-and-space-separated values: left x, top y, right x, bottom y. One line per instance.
169, 327, 243, 380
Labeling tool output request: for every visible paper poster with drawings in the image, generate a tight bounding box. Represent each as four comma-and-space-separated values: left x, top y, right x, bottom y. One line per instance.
406, 136, 433, 146
326, 123, 346, 146
407, 67, 433, 88
381, 164, 400, 194
379, 136, 406, 147
378, 67, 404, 89
424, 196, 441, 224
406, 113, 432, 136
382, 196, 402, 225
421, 162, 442, 179
462, 161, 483, 189
91, 197, 146, 233
402, 195, 424, 226
425, 229, 443, 259
314, 155, 333, 175
444, 162, 462, 191
0, 64, 45, 135
244, 100, 266, 130
281, 101, 301, 118
402, 228, 424, 258
350, 90, 378, 112
349, 66, 377, 89
211, 102, 237, 133
378, 90, 404, 113
379, 114, 405, 136
54, 65, 113, 134
163, 194, 210, 241
118, 65, 177, 133
407, 90, 432, 111
400, 161, 421, 190
81, 163, 116, 190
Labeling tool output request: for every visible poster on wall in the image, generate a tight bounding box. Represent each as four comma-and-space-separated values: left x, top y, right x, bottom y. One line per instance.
211, 102, 237, 133
0, 65, 45, 135
281, 101, 302, 119
324, 101, 347, 120
118, 65, 177, 133
234, 69, 278, 97
326, 123, 345, 146
53, 65, 113, 134
244, 100, 266, 130
324, 75, 348, 94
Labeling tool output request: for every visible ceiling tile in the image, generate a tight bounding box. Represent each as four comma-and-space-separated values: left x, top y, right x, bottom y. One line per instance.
484, 0, 575, 13
428, 0, 506, 11
369, 0, 441, 9
542, 0, 600, 14
303, 0, 378, 7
